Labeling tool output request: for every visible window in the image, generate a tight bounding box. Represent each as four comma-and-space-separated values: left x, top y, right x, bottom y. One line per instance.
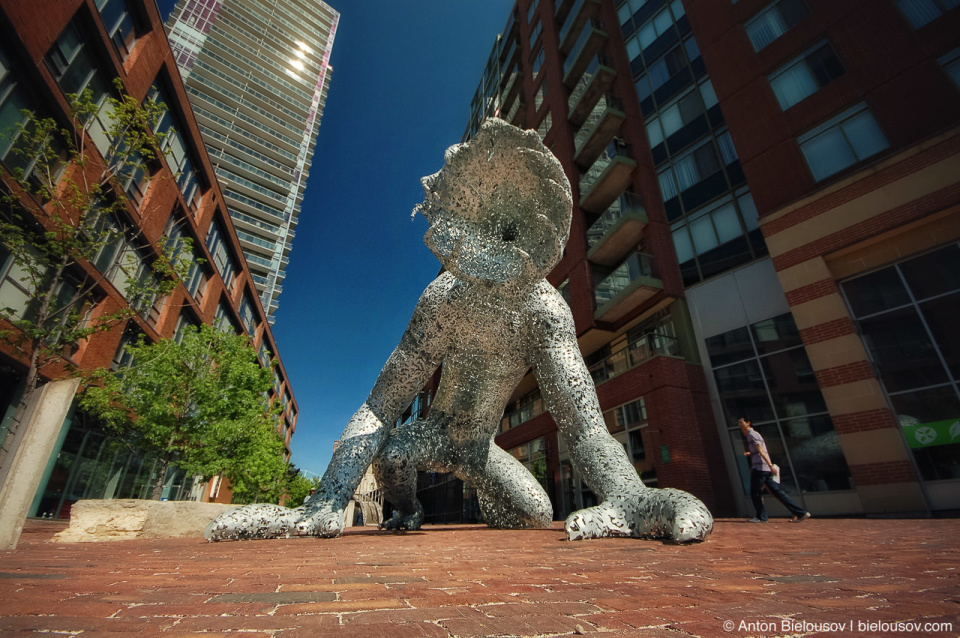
939, 47, 960, 89
0, 242, 35, 320
206, 217, 238, 290
45, 19, 114, 156
174, 312, 199, 344
0, 49, 32, 165
529, 18, 542, 49
96, 0, 138, 59
146, 82, 202, 209
648, 44, 687, 91
798, 102, 889, 181
768, 41, 844, 110
711, 313, 851, 494
745, 0, 809, 51
657, 137, 722, 197
528, 0, 539, 23
111, 322, 141, 369
238, 291, 257, 337
671, 187, 764, 285
532, 47, 545, 75
164, 215, 205, 299
617, 0, 649, 26
214, 299, 237, 333
840, 243, 960, 481
896, 0, 960, 29
645, 86, 705, 147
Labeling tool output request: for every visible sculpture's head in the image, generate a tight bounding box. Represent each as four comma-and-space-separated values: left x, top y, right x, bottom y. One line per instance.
413, 118, 573, 285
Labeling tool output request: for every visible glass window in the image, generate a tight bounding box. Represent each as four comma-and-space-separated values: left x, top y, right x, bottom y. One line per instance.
147, 82, 202, 209
939, 47, 960, 89
96, 0, 138, 59
896, 0, 960, 29
769, 41, 845, 110
238, 291, 257, 337
842, 267, 911, 317
798, 102, 889, 181
898, 243, 960, 300
840, 245, 960, 481
745, 0, 810, 51
206, 217, 238, 290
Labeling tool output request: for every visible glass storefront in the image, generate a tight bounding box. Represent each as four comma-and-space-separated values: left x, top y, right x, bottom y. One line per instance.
708, 312, 853, 499
32, 410, 198, 519
840, 242, 960, 482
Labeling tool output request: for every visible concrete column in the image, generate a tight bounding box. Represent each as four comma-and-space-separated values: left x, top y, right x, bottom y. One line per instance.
0, 378, 79, 550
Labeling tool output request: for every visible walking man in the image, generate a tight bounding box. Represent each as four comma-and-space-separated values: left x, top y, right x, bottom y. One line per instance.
738, 417, 811, 523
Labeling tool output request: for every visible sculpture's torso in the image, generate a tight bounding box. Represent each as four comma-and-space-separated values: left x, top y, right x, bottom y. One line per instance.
426, 273, 551, 444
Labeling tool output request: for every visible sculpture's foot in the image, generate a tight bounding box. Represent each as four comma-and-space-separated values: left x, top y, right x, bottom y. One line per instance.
294, 505, 347, 538
379, 505, 424, 531
565, 488, 713, 543
204, 504, 301, 542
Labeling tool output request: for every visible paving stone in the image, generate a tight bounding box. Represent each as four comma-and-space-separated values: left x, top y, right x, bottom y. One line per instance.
1, 518, 957, 637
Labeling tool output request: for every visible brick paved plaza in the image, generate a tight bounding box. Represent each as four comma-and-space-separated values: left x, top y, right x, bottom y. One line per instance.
0, 518, 957, 636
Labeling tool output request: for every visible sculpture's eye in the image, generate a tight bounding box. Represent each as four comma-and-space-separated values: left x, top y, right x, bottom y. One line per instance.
501, 222, 518, 243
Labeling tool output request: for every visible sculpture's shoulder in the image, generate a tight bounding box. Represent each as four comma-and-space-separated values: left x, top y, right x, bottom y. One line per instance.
525, 280, 575, 331
418, 272, 462, 309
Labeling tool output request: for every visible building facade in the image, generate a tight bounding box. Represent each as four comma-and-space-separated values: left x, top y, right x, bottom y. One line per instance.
447, 0, 960, 520
0, 0, 299, 533
165, 0, 338, 323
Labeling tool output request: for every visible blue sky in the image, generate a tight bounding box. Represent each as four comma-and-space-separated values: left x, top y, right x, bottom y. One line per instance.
156, 1, 516, 477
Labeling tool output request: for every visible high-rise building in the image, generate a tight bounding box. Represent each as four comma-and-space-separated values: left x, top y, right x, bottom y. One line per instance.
443, 0, 960, 521
165, 0, 338, 322
0, 0, 299, 547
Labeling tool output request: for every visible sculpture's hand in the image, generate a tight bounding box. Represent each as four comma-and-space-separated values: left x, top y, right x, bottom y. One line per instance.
203, 504, 302, 541
294, 502, 346, 538
564, 488, 713, 543
379, 502, 424, 531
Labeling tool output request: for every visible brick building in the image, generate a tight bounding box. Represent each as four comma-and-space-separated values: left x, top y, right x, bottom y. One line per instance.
423, 0, 960, 521
0, 0, 299, 542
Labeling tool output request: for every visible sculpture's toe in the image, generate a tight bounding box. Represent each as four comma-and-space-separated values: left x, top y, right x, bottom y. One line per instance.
564, 503, 623, 541
295, 508, 345, 538
665, 490, 713, 543
380, 509, 424, 531
203, 504, 298, 542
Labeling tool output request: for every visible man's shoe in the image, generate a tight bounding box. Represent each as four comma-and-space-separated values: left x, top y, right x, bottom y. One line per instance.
748, 518, 768, 523
792, 512, 812, 523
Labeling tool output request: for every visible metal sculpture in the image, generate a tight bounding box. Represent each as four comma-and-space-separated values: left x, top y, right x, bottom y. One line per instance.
205, 119, 713, 543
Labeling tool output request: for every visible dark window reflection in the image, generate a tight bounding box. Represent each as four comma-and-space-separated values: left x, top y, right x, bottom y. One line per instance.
899, 244, 960, 301
920, 292, 960, 379
761, 349, 827, 417
860, 307, 947, 392
715, 359, 775, 423
706, 325, 753, 367
751, 313, 802, 354
843, 267, 910, 317
779, 415, 852, 491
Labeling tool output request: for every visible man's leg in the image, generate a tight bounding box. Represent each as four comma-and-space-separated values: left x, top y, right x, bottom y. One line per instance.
763, 475, 807, 518
749, 470, 768, 521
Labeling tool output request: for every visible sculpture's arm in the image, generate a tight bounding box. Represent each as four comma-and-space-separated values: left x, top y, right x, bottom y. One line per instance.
310, 274, 455, 512
529, 290, 645, 501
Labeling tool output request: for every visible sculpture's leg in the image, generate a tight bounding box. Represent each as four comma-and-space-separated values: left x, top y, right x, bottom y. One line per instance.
463, 441, 553, 529
373, 421, 435, 531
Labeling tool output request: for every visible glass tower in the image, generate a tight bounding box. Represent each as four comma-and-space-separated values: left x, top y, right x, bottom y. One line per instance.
166, 0, 338, 322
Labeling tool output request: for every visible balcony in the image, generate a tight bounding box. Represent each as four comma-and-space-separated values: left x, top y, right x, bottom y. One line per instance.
586, 192, 648, 266
563, 25, 608, 89
559, 0, 602, 55
588, 333, 681, 386
574, 96, 625, 168
579, 140, 636, 213
568, 59, 616, 126
594, 252, 663, 322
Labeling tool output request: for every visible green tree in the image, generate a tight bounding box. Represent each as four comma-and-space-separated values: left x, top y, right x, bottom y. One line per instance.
79, 324, 288, 502
285, 466, 321, 507
0, 83, 191, 472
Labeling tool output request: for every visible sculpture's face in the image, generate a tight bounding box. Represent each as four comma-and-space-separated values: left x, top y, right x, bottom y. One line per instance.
414, 119, 572, 285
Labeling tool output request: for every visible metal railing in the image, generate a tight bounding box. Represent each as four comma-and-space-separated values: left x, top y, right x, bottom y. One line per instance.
588, 333, 681, 385
586, 191, 644, 248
